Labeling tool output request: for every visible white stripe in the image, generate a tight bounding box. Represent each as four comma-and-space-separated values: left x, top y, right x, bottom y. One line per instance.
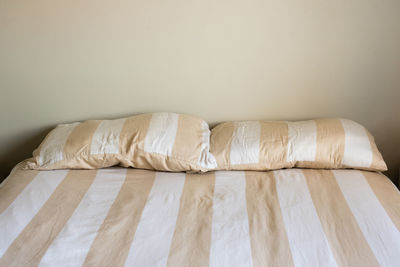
144, 112, 179, 156
39, 123, 79, 165
0, 170, 68, 257
124, 172, 186, 267
90, 118, 126, 154
274, 169, 337, 267
286, 120, 317, 162
39, 169, 127, 267
340, 119, 372, 168
230, 121, 260, 165
209, 171, 253, 267
333, 170, 400, 266
198, 120, 217, 169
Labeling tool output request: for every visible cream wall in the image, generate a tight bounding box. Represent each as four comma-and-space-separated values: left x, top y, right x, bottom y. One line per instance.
1, 0, 400, 182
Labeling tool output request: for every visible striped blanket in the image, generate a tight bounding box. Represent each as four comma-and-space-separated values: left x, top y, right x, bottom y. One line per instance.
1, 166, 399, 267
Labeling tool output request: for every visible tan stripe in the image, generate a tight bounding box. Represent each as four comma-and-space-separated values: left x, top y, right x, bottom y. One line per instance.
210, 123, 234, 169
171, 114, 203, 164
313, 119, 345, 168
0, 170, 38, 214
0, 170, 96, 267
260, 121, 288, 169
364, 171, 400, 231
63, 120, 102, 156
118, 113, 152, 166
120, 113, 152, 152
304, 169, 380, 267
83, 169, 156, 267
166, 172, 215, 267
366, 132, 387, 171
245, 171, 294, 267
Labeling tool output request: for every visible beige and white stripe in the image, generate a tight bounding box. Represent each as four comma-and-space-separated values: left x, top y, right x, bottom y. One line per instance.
364, 171, 400, 231
63, 120, 101, 162
0, 170, 97, 267
245, 171, 294, 267
333, 170, 400, 266
210, 118, 387, 171
83, 169, 156, 267
286, 120, 317, 162
29, 116, 387, 172
274, 169, 338, 267
0, 170, 68, 258
28, 112, 211, 172
0, 168, 38, 214
340, 119, 373, 168
90, 118, 126, 154
1, 167, 399, 266
230, 121, 261, 165
304, 169, 380, 267
144, 112, 179, 156
38, 123, 79, 165
167, 172, 215, 267
39, 169, 127, 267
123, 172, 186, 267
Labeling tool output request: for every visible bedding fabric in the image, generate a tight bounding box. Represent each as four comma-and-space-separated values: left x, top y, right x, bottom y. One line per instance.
26, 112, 215, 172
1, 166, 399, 267
210, 118, 387, 172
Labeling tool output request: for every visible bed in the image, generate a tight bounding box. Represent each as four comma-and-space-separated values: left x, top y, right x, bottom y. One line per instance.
1, 166, 399, 267
1, 112, 399, 266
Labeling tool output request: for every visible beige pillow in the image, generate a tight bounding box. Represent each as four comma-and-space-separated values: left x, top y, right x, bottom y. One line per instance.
26, 112, 215, 172
209, 118, 387, 171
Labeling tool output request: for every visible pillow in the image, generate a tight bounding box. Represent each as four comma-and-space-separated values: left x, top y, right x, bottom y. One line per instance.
209, 118, 387, 171
26, 112, 215, 172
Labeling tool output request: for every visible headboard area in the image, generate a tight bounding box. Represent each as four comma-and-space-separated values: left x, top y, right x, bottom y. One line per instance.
1, 0, 400, 183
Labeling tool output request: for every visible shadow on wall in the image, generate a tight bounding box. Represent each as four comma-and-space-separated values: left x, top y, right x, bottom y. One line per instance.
0, 128, 51, 183
384, 168, 399, 188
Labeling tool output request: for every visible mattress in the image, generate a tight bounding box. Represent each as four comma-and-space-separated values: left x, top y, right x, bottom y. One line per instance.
0, 165, 399, 267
